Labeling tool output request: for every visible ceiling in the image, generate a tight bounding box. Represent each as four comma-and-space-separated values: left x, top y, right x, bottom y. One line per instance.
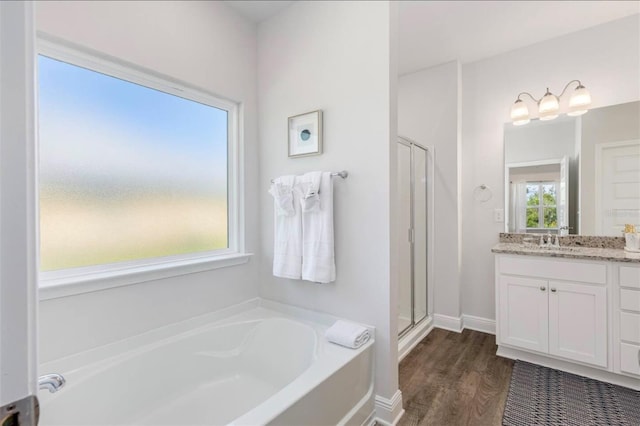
398, 1, 639, 75
224, 1, 294, 23
224, 1, 639, 75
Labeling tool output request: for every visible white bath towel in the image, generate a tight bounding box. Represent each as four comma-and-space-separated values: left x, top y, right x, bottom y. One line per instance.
325, 320, 370, 349
297, 171, 322, 212
299, 171, 335, 283
268, 180, 295, 217
270, 175, 302, 279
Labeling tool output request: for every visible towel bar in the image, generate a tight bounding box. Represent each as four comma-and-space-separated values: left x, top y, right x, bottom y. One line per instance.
270, 170, 348, 183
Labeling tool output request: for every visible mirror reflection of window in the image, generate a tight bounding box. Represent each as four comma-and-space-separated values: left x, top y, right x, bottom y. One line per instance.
507, 161, 563, 234
525, 182, 558, 231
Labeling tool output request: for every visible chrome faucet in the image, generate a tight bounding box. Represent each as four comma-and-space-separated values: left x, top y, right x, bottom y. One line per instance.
39, 373, 66, 393
558, 225, 573, 236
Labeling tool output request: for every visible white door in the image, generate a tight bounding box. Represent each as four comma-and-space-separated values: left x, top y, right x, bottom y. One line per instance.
548, 281, 608, 367
0, 2, 39, 424
499, 275, 549, 353
595, 140, 640, 235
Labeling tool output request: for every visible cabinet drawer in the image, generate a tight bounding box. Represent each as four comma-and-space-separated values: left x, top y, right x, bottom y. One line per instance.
620, 312, 640, 344
620, 342, 640, 376
499, 256, 606, 284
620, 289, 640, 312
620, 266, 640, 289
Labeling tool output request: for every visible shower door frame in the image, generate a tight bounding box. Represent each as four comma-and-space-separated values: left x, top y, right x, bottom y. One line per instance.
398, 137, 432, 338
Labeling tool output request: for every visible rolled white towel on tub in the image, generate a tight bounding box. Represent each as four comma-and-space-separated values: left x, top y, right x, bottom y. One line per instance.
325, 320, 370, 349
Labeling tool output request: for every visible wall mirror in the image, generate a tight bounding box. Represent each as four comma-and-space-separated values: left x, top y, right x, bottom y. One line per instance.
504, 101, 640, 236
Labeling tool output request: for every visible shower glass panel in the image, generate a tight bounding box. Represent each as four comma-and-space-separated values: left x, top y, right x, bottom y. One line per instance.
397, 138, 429, 337
397, 143, 413, 335
413, 146, 428, 324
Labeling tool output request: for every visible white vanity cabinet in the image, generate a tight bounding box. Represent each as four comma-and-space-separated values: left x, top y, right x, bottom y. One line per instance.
495, 251, 640, 389
497, 256, 608, 368
616, 264, 640, 377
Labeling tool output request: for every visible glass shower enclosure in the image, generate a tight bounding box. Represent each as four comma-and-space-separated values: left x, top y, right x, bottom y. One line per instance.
397, 138, 428, 336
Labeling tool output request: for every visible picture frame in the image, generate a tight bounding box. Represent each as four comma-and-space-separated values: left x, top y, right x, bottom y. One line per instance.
288, 110, 323, 157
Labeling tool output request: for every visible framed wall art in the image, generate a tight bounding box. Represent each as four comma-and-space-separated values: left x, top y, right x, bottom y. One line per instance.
288, 110, 323, 157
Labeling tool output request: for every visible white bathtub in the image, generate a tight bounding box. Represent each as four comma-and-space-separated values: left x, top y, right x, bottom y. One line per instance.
38, 300, 375, 425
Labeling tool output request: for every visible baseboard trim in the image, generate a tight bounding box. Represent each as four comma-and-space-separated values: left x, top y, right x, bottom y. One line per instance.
399, 314, 495, 364
432, 314, 463, 332
431, 313, 495, 335
462, 314, 496, 335
374, 390, 404, 426
398, 317, 434, 362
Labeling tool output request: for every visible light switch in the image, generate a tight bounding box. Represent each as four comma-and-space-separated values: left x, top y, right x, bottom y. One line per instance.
494, 208, 504, 223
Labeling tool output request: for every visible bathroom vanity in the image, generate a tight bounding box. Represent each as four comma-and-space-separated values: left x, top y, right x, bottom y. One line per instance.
492, 241, 640, 390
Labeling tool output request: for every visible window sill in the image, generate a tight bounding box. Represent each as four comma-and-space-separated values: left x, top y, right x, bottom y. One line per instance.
39, 252, 253, 301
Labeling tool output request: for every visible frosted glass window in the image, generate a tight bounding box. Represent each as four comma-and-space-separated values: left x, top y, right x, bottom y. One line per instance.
38, 55, 229, 271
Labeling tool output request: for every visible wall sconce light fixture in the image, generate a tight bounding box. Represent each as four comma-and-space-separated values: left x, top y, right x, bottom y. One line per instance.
510, 80, 592, 125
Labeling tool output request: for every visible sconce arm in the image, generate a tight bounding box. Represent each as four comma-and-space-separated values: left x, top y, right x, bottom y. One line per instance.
516, 92, 540, 103
557, 79, 582, 98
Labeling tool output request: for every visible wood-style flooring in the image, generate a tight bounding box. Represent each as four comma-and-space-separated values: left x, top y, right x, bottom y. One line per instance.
398, 328, 514, 426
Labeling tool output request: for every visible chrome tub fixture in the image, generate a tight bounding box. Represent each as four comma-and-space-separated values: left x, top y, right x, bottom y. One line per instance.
39, 373, 66, 393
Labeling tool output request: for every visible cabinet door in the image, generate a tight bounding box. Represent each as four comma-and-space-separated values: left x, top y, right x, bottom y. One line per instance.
499, 275, 549, 353
620, 343, 640, 376
548, 281, 607, 367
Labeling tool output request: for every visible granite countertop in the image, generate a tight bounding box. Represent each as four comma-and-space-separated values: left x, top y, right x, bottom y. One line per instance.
492, 242, 640, 263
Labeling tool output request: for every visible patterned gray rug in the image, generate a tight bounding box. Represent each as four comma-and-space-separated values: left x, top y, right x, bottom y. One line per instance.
503, 360, 640, 426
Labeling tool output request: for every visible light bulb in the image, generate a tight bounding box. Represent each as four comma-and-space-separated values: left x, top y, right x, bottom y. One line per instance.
510, 99, 530, 125
567, 84, 591, 116
538, 89, 559, 121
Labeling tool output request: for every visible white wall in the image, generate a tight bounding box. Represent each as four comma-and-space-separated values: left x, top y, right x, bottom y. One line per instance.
461, 15, 640, 321
36, 0, 260, 362
257, 0, 400, 402
398, 61, 462, 320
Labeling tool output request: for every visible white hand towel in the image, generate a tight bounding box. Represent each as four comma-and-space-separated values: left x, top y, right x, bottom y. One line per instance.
270, 175, 302, 279
325, 320, 370, 349
268, 181, 295, 217
300, 171, 335, 283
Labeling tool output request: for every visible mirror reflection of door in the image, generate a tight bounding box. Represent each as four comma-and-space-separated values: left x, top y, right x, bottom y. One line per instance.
595, 140, 640, 235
